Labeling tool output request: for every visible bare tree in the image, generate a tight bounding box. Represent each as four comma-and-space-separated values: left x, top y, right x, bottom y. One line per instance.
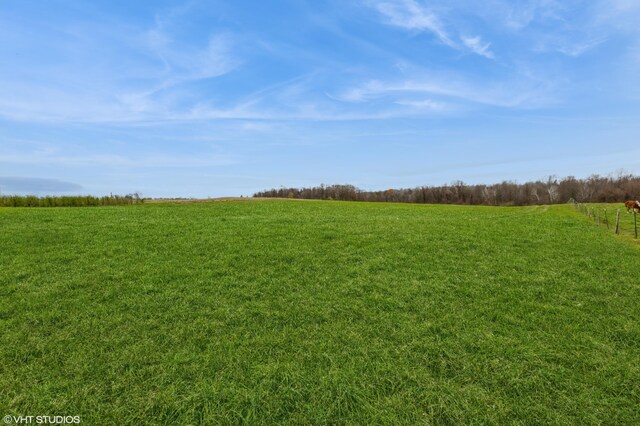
254, 174, 640, 206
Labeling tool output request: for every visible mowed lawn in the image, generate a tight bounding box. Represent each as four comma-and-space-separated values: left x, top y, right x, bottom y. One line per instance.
1, 201, 639, 424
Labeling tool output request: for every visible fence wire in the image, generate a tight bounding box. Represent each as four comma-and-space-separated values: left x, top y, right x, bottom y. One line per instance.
573, 202, 638, 239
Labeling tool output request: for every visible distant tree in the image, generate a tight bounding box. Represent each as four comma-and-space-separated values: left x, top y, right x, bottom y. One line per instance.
253, 174, 640, 206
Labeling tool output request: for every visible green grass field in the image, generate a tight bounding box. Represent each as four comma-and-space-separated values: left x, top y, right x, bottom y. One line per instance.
1, 201, 639, 424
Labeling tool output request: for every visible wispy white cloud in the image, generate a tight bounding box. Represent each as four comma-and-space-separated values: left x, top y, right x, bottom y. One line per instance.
550, 38, 606, 57
0, 151, 236, 168
473, 0, 638, 57
365, 0, 495, 58
461, 36, 494, 59
596, 0, 640, 21
0, 0, 636, 127
332, 72, 556, 109
372, 0, 617, 59
0, 177, 83, 193
368, 0, 454, 46
144, 19, 239, 86
393, 99, 449, 110
496, 0, 563, 31
0, 5, 240, 124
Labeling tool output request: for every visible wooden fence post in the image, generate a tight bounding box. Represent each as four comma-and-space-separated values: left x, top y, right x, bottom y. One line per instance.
615, 209, 621, 235
604, 209, 609, 229
597, 209, 600, 225
635, 210, 638, 239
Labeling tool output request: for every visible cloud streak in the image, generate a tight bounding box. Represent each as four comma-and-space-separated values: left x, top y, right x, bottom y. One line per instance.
0, 6, 240, 124
0, 177, 83, 194
366, 0, 495, 58
461, 36, 494, 59
332, 71, 556, 109
0, 151, 236, 168
369, 0, 454, 46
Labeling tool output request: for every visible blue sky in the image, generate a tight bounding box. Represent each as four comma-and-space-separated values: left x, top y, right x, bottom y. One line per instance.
1, 0, 639, 197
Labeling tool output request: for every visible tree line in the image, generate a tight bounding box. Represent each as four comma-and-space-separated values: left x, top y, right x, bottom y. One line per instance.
253, 174, 640, 206
0, 194, 143, 207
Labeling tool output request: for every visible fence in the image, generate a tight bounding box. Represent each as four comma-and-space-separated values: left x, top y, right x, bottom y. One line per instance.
573, 202, 638, 239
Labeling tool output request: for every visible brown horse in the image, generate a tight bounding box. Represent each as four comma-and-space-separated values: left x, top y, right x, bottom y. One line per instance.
624, 200, 640, 213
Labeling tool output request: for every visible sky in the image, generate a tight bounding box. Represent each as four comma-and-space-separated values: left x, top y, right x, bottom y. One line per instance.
1, 0, 640, 197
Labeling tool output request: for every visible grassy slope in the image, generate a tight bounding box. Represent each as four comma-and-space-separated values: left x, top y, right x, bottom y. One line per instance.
0, 201, 639, 424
